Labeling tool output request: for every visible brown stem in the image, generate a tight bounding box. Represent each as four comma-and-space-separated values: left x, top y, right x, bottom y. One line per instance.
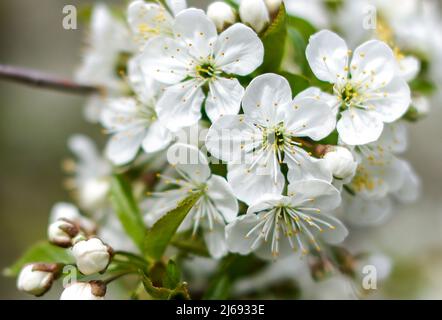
0, 64, 102, 95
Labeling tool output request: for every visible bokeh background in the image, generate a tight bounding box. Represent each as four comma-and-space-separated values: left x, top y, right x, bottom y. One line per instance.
0, 0, 441, 299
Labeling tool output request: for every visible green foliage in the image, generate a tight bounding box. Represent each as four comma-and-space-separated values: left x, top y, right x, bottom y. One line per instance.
110, 175, 146, 252
203, 254, 267, 299
4, 241, 73, 277
278, 71, 311, 95
164, 260, 181, 290
144, 192, 202, 260
259, 4, 288, 73
286, 16, 317, 76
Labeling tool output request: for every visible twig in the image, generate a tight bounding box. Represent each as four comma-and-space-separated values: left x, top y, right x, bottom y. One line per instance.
0, 64, 102, 95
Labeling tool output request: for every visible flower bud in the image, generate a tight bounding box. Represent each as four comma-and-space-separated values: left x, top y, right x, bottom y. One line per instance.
17, 263, 60, 296
207, 2, 237, 32
78, 178, 110, 211
72, 238, 112, 275
60, 281, 106, 300
323, 146, 357, 180
48, 218, 79, 248
239, 0, 270, 33
264, 0, 282, 16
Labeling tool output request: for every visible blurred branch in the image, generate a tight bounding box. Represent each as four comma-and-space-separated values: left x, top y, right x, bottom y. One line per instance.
0, 64, 102, 95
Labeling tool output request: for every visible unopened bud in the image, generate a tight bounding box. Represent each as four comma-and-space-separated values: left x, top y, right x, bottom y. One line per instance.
239, 0, 270, 33
308, 255, 335, 281
60, 281, 106, 300
264, 0, 282, 16
48, 218, 79, 248
17, 263, 61, 296
78, 178, 110, 211
207, 2, 237, 32
323, 146, 357, 180
72, 238, 112, 275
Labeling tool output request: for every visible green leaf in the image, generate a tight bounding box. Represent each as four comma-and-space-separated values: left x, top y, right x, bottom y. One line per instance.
141, 272, 190, 300
144, 192, 202, 260
164, 260, 181, 290
204, 254, 267, 299
170, 235, 210, 258
110, 174, 146, 252
278, 71, 311, 95
259, 4, 287, 72
4, 241, 73, 277
203, 275, 231, 300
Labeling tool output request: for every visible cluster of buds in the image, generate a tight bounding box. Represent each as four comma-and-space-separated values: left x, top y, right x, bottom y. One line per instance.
239, 0, 282, 33
206, 0, 282, 34
17, 214, 113, 298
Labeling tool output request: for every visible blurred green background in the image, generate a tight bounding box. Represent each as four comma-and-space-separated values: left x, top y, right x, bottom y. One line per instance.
0, 0, 441, 299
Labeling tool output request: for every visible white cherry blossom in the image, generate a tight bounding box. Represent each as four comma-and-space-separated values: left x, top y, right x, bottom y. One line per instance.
66, 135, 112, 211
306, 30, 411, 145
205, 73, 335, 205
144, 143, 238, 259
226, 179, 347, 259
76, 4, 130, 90
139, 8, 264, 130
127, 0, 187, 47
101, 58, 173, 165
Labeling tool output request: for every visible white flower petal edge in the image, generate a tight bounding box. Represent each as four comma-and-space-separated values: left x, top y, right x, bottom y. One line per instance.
226, 180, 347, 260
145, 143, 238, 258
206, 73, 335, 204
139, 9, 264, 130
306, 30, 411, 145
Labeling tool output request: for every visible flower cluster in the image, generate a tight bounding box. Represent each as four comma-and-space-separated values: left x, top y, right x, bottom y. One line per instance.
11, 0, 439, 300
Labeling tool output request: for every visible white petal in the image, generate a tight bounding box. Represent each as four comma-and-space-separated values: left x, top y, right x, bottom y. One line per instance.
205, 114, 261, 162
306, 30, 349, 83
284, 97, 336, 141
68, 135, 100, 165
365, 76, 411, 123
288, 179, 342, 211
247, 194, 285, 213
166, 0, 187, 16
139, 36, 192, 84
397, 55, 420, 82
156, 80, 205, 131
50, 202, 81, 223
315, 214, 348, 244
254, 234, 296, 260
226, 214, 262, 255
127, 1, 173, 38
242, 73, 293, 124
166, 143, 211, 183
141, 121, 173, 153
296, 87, 340, 115
206, 175, 239, 223
344, 195, 392, 226
214, 23, 264, 76
227, 159, 284, 205
100, 98, 145, 131
351, 40, 396, 89
204, 224, 228, 259
128, 56, 162, 104
375, 122, 408, 154
173, 8, 217, 58
105, 127, 146, 165
394, 159, 421, 204
285, 148, 332, 183
337, 109, 384, 145
205, 77, 244, 122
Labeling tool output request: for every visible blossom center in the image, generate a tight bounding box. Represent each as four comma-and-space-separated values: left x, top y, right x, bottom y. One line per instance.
263, 123, 286, 150
195, 62, 217, 80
